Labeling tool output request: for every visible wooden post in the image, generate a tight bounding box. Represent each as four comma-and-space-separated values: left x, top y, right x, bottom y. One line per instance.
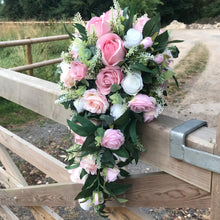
211, 114, 220, 219
25, 37, 33, 76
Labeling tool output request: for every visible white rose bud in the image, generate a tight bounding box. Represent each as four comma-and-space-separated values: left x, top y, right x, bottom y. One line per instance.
124, 28, 143, 49
121, 72, 143, 96
73, 98, 84, 113
110, 103, 127, 120
78, 198, 92, 211
60, 62, 70, 83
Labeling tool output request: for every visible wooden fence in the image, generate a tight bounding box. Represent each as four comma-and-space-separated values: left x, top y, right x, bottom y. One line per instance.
0, 35, 70, 76
0, 67, 220, 219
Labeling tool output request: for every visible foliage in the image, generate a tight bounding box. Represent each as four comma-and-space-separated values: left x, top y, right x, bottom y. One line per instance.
118, 0, 163, 17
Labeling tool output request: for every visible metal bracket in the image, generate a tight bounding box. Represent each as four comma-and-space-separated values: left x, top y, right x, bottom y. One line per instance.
170, 119, 220, 174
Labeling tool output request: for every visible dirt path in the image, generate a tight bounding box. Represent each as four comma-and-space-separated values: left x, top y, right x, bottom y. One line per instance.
164, 29, 220, 128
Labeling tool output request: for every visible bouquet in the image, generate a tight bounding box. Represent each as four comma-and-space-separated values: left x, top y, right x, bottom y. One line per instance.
56, 0, 180, 217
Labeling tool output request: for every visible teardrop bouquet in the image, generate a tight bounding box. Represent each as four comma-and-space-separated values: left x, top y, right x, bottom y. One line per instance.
56, 1, 180, 217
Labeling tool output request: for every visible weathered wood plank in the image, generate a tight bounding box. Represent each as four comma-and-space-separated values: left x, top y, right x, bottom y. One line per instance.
0, 205, 19, 220
0, 126, 70, 183
0, 144, 27, 186
138, 115, 216, 192
211, 115, 220, 219
0, 173, 210, 208
0, 68, 216, 192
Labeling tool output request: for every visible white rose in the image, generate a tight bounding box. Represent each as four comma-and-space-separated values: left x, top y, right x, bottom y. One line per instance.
110, 103, 127, 120
73, 98, 84, 113
113, 153, 127, 162
124, 28, 143, 49
121, 72, 143, 96
60, 62, 70, 83
78, 198, 92, 211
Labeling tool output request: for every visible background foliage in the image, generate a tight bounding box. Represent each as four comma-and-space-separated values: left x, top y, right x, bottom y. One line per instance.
0, 0, 219, 24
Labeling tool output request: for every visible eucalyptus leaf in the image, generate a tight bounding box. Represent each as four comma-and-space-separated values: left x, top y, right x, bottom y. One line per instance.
110, 84, 121, 93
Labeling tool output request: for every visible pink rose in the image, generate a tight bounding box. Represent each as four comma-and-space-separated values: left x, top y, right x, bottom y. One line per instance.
70, 167, 87, 184
93, 191, 104, 205
133, 15, 150, 33
83, 89, 109, 114
143, 108, 157, 123
95, 66, 124, 95
128, 94, 155, 113
86, 17, 111, 38
80, 155, 97, 175
105, 167, 120, 183
101, 129, 125, 150
70, 61, 88, 81
74, 132, 86, 145
140, 37, 153, 49
70, 50, 78, 59
154, 54, 164, 64
97, 33, 126, 66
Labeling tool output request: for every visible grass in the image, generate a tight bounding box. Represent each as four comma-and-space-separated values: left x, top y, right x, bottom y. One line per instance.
0, 22, 73, 128
166, 43, 209, 104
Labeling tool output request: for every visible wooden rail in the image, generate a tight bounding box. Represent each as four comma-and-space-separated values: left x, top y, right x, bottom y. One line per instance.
0, 68, 220, 219
0, 21, 72, 25
0, 34, 70, 75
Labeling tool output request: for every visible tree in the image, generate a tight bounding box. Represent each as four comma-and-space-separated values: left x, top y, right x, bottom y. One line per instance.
118, 0, 163, 17
1, 0, 23, 20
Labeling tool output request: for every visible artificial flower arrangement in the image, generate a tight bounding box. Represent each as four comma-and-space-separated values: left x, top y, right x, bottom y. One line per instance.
56, 0, 180, 217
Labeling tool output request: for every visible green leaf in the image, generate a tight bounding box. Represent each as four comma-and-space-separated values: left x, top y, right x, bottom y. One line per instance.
100, 115, 114, 125
168, 40, 184, 44
173, 75, 179, 88
106, 182, 131, 195
129, 119, 137, 144
67, 120, 89, 137
117, 198, 128, 203
163, 70, 175, 80
142, 14, 160, 37
168, 45, 180, 58
123, 7, 129, 18
114, 109, 130, 127
142, 73, 152, 84
74, 23, 88, 41
81, 135, 98, 153
110, 84, 121, 93
109, 92, 123, 104
63, 23, 74, 40
153, 30, 169, 53
82, 174, 97, 190
101, 149, 115, 165
75, 183, 97, 200
130, 63, 154, 74
124, 7, 135, 34
80, 169, 87, 179
120, 169, 130, 177
65, 163, 79, 169
95, 127, 105, 138
112, 146, 129, 158
73, 116, 97, 133
80, 79, 89, 87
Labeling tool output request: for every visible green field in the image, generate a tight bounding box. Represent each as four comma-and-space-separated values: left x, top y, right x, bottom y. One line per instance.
0, 22, 73, 127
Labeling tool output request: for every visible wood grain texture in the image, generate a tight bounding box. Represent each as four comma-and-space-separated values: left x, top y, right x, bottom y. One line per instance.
0, 126, 70, 183
0, 173, 210, 208
211, 115, 220, 219
0, 144, 27, 186
0, 205, 19, 220
138, 115, 216, 192
0, 182, 81, 207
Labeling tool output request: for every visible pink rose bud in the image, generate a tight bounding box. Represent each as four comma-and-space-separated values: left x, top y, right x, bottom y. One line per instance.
133, 15, 150, 33
128, 94, 155, 113
101, 129, 125, 150
60, 62, 75, 88
104, 167, 120, 183
70, 167, 87, 184
86, 16, 111, 38
93, 191, 104, 205
140, 37, 153, 49
80, 155, 97, 175
154, 54, 164, 64
83, 89, 109, 114
96, 33, 126, 66
143, 109, 156, 123
70, 61, 88, 81
73, 132, 86, 145
95, 66, 124, 95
